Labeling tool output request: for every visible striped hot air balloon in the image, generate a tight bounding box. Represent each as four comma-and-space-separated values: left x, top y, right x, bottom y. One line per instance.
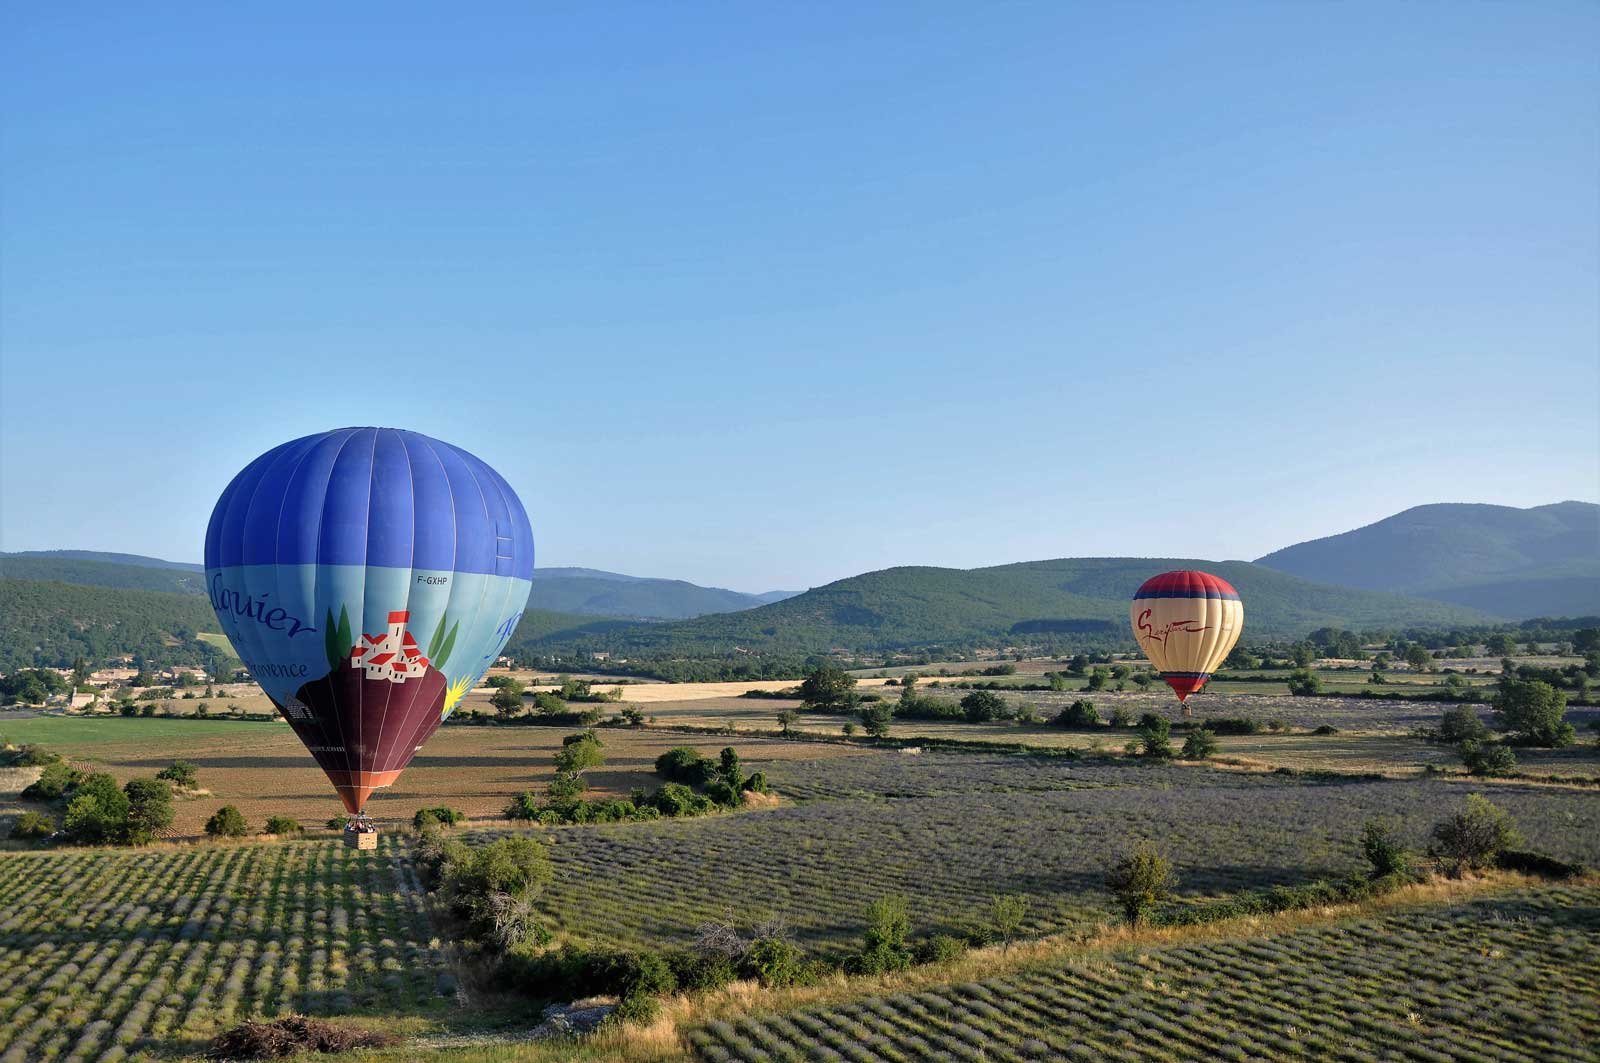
205, 428, 533, 832
1129, 570, 1243, 715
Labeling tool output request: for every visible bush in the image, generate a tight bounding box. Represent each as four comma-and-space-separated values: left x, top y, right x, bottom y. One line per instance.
1438, 705, 1489, 744
649, 783, 714, 818
205, 805, 249, 838
1429, 795, 1520, 876
155, 760, 199, 789
960, 690, 1007, 723
1201, 717, 1262, 736
1180, 728, 1218, 760
11, 810, 54, 839
413, 806, 466, 829
655, 747, 717, 786
1458, 738, 1517, 776
326, 815, 350, 830
914, 934, 967, 964
0, 743, 62, 768
1136, 714, 1172, 759
1359, 818, 1413, 879
609, 991, 661, 1026
742, 937, 807, 986
1287, 669, 1322, 696
1109, 707, 1134, 728
1496, 848, 1587, 879
703, 781, 742, 807
858, 703, 893, 737
555, 731, 605, 773
742, 770, 769, 794
847, 894, 914, 975
1311, 724, 1339, 735
21, 761, 84, 801
264, 815, 302, 835
1052, 700, 1099, 727
666, 951, 738, 994
1106, 843, 1176, 925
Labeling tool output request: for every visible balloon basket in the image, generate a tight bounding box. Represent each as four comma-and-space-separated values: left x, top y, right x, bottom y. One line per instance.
343, 817, 379, 850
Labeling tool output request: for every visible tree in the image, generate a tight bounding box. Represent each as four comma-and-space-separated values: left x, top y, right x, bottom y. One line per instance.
264, 815, 302, 835
1180, 727, 1218, 760
205, 805, 249, 838
1066, 654, 1089, 676
776, 708, 799, 736
1052, 699, 1099, 727
1359, 818, 1412, 879
1429, 795, 1520, 876
1290, 642, 1316, 668
1404, 644, 1433, 672
849, 894, 913, 974
1573, 628, 1600, 654
1458, 739, 1516, 777
1136, 713, 1172, 759
717, 747, 743, 791
156, 760, 199, 790
1106, 843, 1176, 925
1493, 679, 1574, 747
799, 665, 857, 713
63, 774, 131, 844
1223, 646, 1259, 670
491, 686, 524, 718
858, 703, 892, 738
554, 732, 605, 773
990, 894, 1027, 951
1484, 633, 1517, 657
960, 690, 1006, 723
1085, 668, 1109, 691
122, 778, 174, 844
1438, 705, 1489, 744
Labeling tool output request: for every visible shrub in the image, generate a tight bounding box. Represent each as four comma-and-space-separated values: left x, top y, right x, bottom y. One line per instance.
655, 747, 717, 786
1109, 707, 1134, 728
1311, 724, 1339, 735
1136, 714, 1172, 759
649, 783, 713, 818
555, 732, 605, 773
1438, 705, 1489, 744
1359, 818, 1413, 879
742, 937, 807, 987
609, 991, 661, 1025
914, 934, 967, 964
1458, 739, 1517, 777
1496, 848, 1587, 879
703, 781, 743, 807
990, 894, 1028, 949
742, 770, 769, 794
1106, 843, 1176, 925
264, 815, 302, 835
1201, 717, 1262, 736
960, 690, 1007, 723
848, 894, 914, 975
1494, 679, 1575, 747
205, 805, 249, 838
666, 951, 738, 994
412, 806, 465, 829
1429, 795, 1520, 876
1287, 669, 1322, 696
155, 760, 199, 789
1052, 700, 1099, 727
21, 761, 84, 801
1180, 728, 1218, 760
11, 810, 54, 839
326, 815, 350, 830
858, 703, 893, 737
0, 743, 62, 767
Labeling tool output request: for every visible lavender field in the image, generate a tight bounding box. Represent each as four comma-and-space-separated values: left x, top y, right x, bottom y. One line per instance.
688, 883, 1600, 1063
520, 752, 1600, 956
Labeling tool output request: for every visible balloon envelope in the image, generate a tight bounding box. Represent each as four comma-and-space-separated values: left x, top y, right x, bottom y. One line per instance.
1129, 570, 1243, 703
204, 427, 533, 812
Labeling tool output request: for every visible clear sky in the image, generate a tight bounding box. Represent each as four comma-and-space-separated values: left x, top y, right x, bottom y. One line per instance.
2, 3, 1596, 593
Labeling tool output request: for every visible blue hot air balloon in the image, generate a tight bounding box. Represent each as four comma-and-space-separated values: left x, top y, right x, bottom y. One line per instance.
204, 428, 533, 820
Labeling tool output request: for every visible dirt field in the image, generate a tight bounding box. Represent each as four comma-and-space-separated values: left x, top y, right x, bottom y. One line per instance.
0, 717, 872, 838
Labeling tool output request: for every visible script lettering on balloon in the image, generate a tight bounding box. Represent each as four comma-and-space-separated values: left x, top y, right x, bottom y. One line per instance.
1136, 608, 1211, 645
209, 574, 316, 638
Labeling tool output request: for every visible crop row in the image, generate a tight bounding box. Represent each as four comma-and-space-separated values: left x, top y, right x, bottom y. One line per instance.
0, 838, 448, 1062
689, 883, 1600, 1062
504, 754, 1600, 956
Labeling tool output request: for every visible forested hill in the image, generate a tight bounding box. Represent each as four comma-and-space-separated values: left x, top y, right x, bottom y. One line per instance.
1256, 501, 1600, 619
0, 553, 793, 621
507, 557, 1494, 660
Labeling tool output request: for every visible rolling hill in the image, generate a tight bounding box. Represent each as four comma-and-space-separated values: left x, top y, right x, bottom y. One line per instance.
508, 557, 1496, 661
1255, 501, 1600, 619
0, 552, 794, 621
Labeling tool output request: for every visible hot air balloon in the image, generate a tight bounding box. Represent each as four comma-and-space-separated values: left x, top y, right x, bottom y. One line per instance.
204, 428, 533, 843
1129, 570, 1242, 716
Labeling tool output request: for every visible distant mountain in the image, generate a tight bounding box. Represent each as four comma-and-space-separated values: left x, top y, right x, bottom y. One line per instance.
0, 554, 207, 595
0, 552, 793, 621
510, 557, 1493, 660
1255, 502, 1600, 620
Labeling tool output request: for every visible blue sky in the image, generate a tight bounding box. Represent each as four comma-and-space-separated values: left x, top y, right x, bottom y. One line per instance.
2, 3, 1596, 592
